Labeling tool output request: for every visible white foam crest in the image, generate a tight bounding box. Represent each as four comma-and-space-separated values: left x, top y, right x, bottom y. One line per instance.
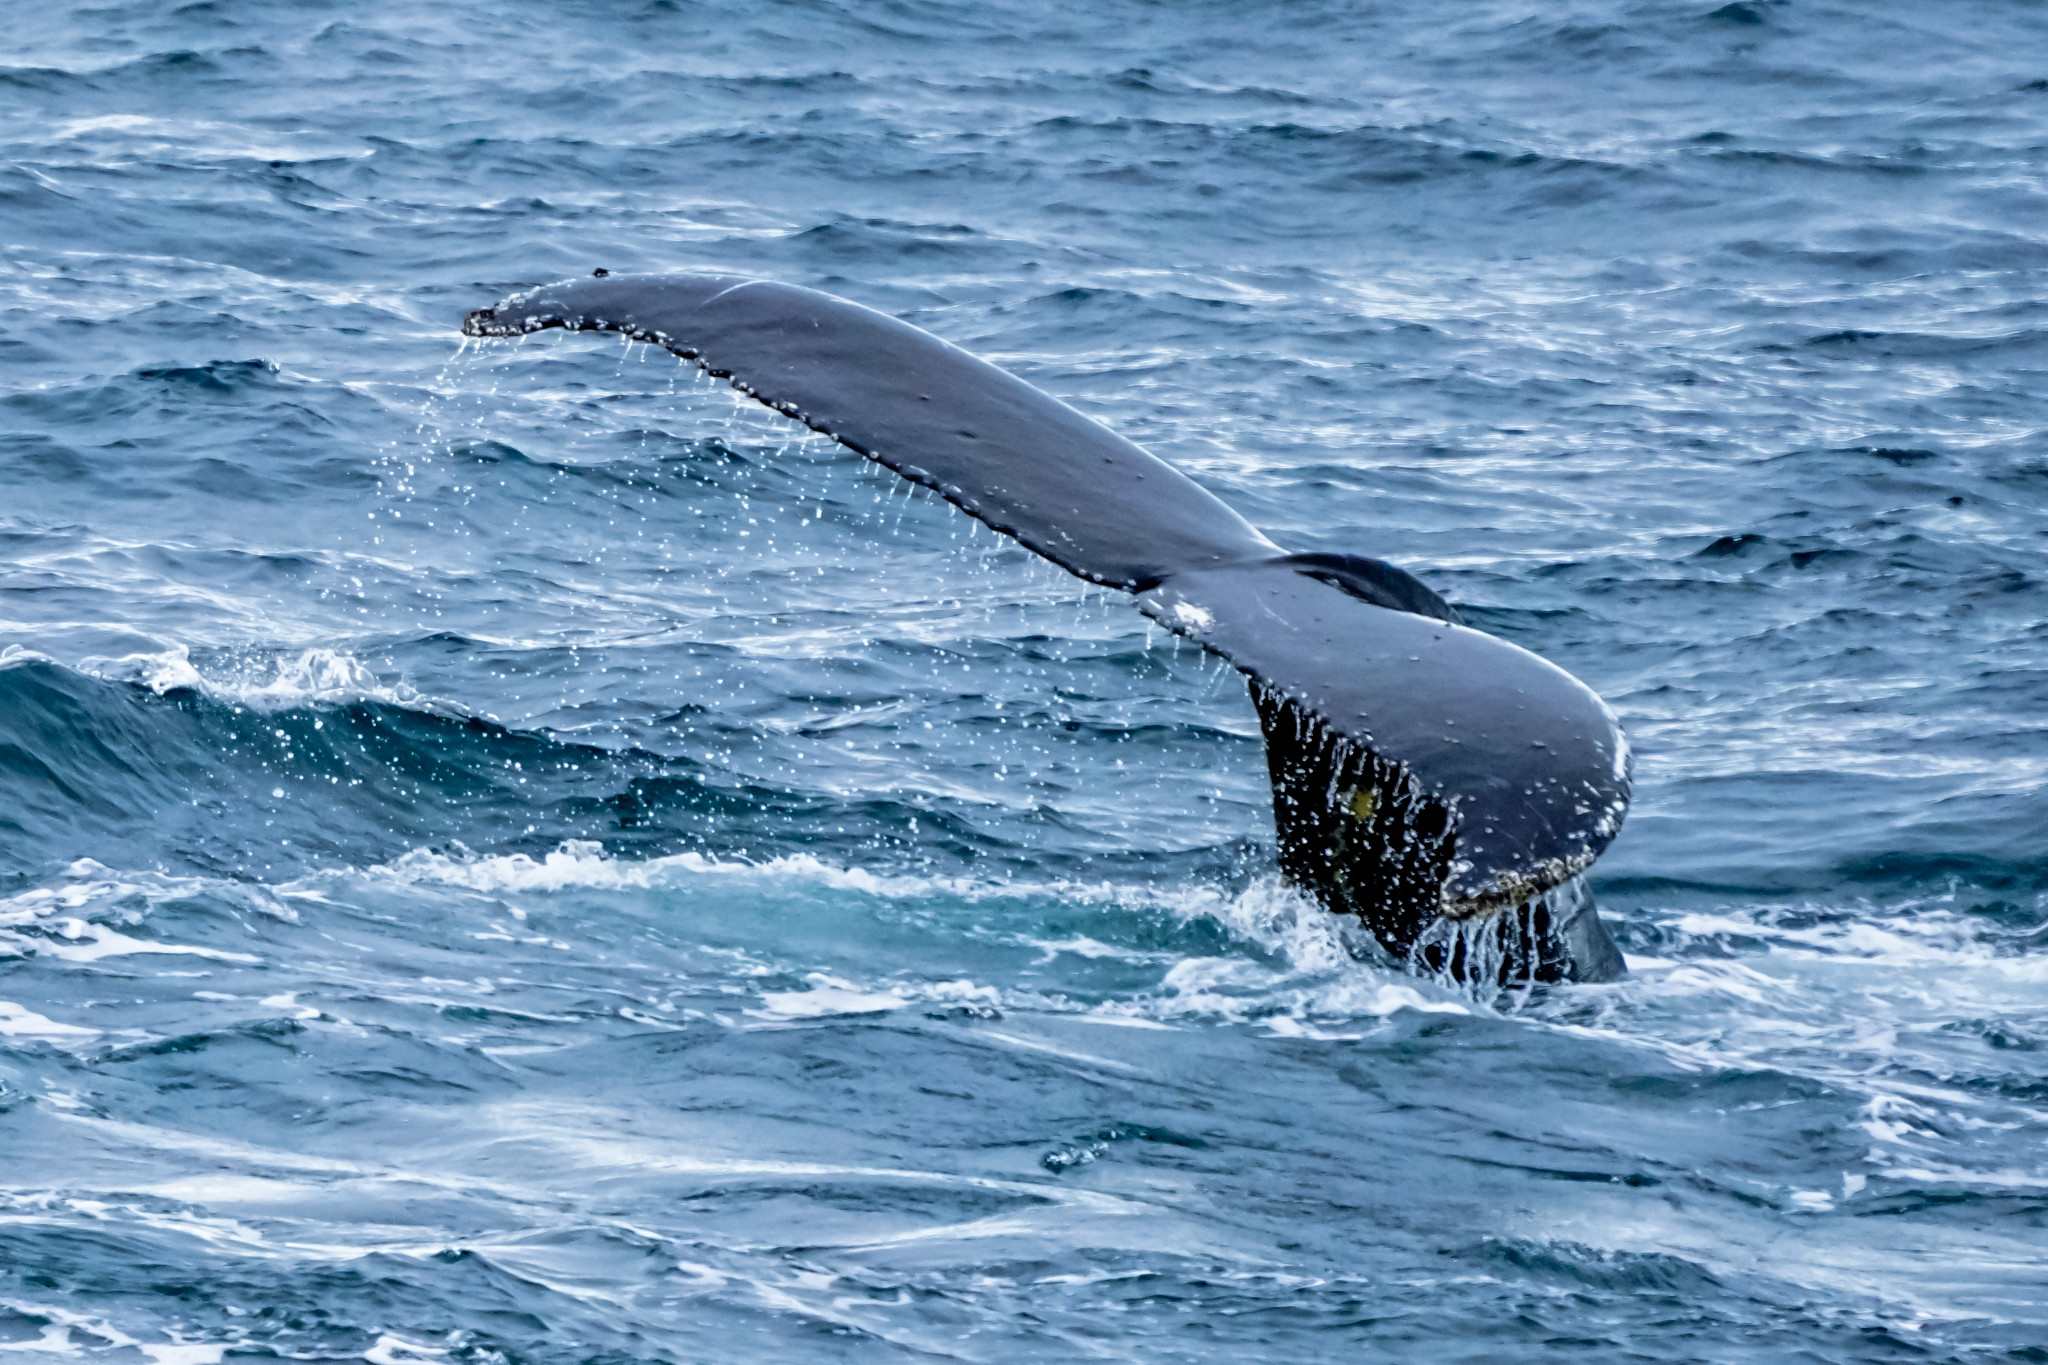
745, 954, 1468, 1038
0, 644, 57, 671
371, 841, 940, 898
738, 969, 1102, 1025
2, 859, 295, 925
362, 1335, 448, 1365
1112, 876, 1472, 1031
1624, 899, 2048, 1017
1539, 897, 2048, 1077
1872, 1164, 2048, 1192
26, 920, 260, 965
742, 880, 1470, 1032
369, 839, 1218, 913
754, 973, 915, 1020
141, 1348, 228, 1365
1664, 901, 2045, 973
1528, 894, 2048, 1188
72, 645, 447, 714
0, 860, 291, 966
53, 114, 367, 167
1100, 954, 1470, 1035
0, 1299, 226, 1363
0, 1001, 100, 1045
370, 839, 1295, 922
373, 842, 1477, 1028
0, 1302, 130, 1357
1025, 935, 1179, 964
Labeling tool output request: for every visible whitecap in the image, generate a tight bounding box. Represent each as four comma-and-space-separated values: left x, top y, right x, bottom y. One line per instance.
74, 644, 452, 715
0, 1001, 99, 1044
31, 919, 260, 966
753, 974, 910, 1019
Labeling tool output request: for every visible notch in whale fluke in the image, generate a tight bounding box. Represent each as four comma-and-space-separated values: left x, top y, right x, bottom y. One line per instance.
464, 273, 1632, 986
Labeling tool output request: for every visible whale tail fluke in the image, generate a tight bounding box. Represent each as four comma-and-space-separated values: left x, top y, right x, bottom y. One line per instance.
465, 273, 1631, 986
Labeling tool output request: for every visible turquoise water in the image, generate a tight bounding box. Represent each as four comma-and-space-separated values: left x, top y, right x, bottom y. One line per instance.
2, 2, 2046, 1360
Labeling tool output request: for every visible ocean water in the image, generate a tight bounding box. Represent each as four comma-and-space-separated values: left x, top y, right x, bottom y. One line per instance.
2, 0, 2046, 1360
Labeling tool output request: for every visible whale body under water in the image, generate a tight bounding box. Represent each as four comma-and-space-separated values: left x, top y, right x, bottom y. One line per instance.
465, 273, 1632, 987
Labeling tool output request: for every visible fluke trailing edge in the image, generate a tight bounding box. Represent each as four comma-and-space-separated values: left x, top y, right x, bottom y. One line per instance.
464, 274, 1632, 986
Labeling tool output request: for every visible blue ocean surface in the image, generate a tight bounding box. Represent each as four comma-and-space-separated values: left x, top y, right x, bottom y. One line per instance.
2, 1, 2046, 1360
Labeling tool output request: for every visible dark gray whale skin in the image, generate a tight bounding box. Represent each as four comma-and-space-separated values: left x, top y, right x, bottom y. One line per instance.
465, 273, 1631, 986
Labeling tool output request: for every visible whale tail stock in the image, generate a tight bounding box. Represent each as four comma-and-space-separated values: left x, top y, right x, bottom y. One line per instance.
464, 273, 1631, 986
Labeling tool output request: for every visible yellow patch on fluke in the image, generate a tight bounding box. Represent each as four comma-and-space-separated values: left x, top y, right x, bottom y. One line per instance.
1344, 788, 1378, 820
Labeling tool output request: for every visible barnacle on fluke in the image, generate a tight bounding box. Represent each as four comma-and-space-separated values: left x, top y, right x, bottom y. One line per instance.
464, 273, 1633, 986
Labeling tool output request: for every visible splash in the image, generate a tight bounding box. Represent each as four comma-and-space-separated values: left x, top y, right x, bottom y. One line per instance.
70, 644, 439, 714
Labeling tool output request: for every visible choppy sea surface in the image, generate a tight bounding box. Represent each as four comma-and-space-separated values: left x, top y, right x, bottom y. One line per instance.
3, 2, 2046, 1360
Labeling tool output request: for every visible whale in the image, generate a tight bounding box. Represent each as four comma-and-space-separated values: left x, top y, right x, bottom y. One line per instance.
464, 273, 1631, 987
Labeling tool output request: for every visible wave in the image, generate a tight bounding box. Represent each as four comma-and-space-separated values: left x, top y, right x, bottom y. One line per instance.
67, 644, 436, 713
22, 827, 2045, 1093
0, 651, 777, 882
0, 648, 1237, 890
7, 831, 1477, 1050
371, 836, 1464, 1024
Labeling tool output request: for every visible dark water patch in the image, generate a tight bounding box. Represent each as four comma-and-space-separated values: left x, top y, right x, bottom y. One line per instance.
1457, 1237, 1723, 1295
1854, 1184, 2048, 1224
1611, 779, 2046, 903
124, 1015, 525, 1108
1831, 849, 2048, 897
97, 48, 225, 86
1760, 328, 2048, 361
99, 1016, 306, 1063
0, 64, 98, 97
1846, 445, 1943, 466
1023, 284, 1146, 312
1696, 532, 1769, 557
1705, 2, 1769, 25
1947, 1018, 2048, 1052
134, 357, 278, 391
783, 218, 998, 266
0, 433, 96, 486
3, 357, 348, 446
